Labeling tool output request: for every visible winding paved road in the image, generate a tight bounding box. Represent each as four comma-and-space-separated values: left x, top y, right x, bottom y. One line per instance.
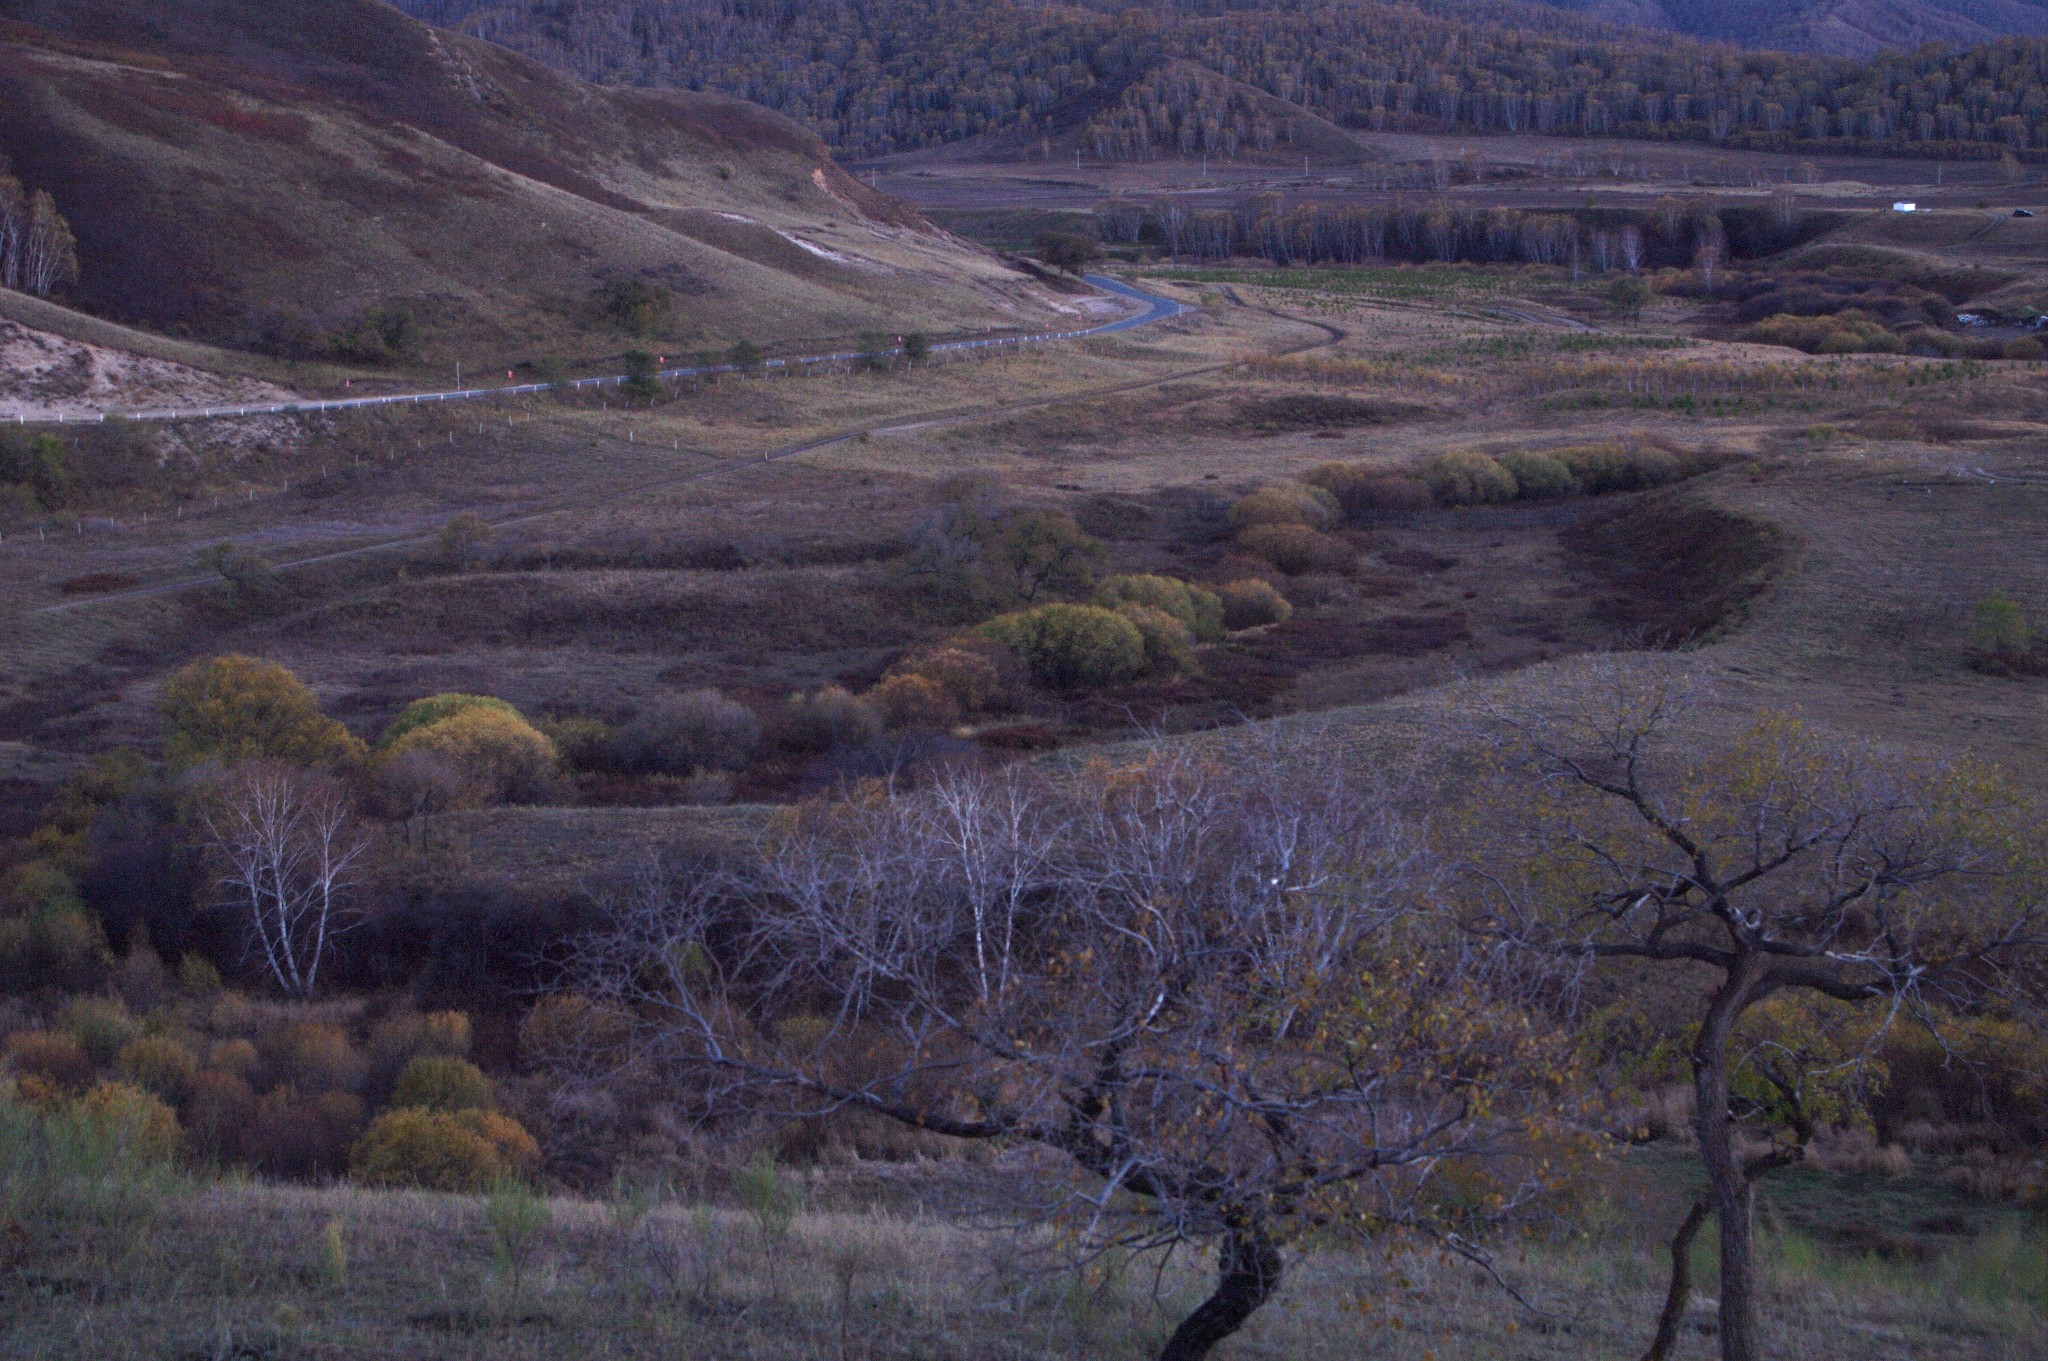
39, 276, 1187, 426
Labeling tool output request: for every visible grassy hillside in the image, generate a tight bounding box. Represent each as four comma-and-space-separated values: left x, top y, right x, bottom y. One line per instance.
0, 0, 1066, 366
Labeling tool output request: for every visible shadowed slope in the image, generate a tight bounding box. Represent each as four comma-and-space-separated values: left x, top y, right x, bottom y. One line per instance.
0, 0, 1063, 361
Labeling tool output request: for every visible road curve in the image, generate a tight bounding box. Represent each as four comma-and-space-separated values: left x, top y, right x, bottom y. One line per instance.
27, 276, 1187, 427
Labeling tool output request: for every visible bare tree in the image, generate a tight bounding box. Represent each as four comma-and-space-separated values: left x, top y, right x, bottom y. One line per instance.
199, 762, 371, 998
1470, 674, 2042, 1361
574, 741, 1581, 1361
372, 747, 468, 851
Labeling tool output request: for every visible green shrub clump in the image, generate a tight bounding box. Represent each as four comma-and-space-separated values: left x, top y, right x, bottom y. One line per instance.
350, 1108, 539, 1192
1967, 589, 2036, 673
380, 705, 559, 805
159, 655, 365, 769
58, 997, 135, 1067
1228, 484, 1340, 531
1218, 579, 1293, 630
379, 694, 522, 749
1497, 451, 1578, 500
0, 886, 104, 995
978, 604, 1148, 689
391, 1056, 495, 1112
1113, 604, 1196, 675
1421, 450, 1517, 506
1092, 575, 1225, 642
1235, 524, 1353, 575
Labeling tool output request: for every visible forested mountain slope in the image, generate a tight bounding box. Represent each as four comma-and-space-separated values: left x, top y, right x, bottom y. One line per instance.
1537, 1, 2048, 58
0, 0, 1061, 361
399, 0, 2048, 163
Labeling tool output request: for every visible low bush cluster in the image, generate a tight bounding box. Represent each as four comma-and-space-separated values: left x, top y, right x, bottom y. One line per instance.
1296, 438, 1696, 527
977, 604, 1148, 690
866, 673, 960, 731
1496, 450, 1576, 500
606, 691, 762, 776
160, 655, 366, 771
390, 1056, 495, 1113
1091, 575, 1225, 642
1235, 523, 1354, 575
1116, 604, 1197, 675
1966, 590, 2042, 676
0, 866, 104, 995
378, 697, 559, 806
1301, 464, 1433, 517
349, 1107, 537, 1192
1, 991, 534, 1188
1421, 449, 1518, 506
1218, 578, 1292, 630
1227, 484, 1340, 532
881, 640, 1017, 716
1742, 310, 1903, 355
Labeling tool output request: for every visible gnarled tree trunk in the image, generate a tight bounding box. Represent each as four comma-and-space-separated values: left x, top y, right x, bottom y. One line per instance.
1693, 954, 1765, 1361
1640, 1195, 1711, 1361
1158, 1222, 1283, 1361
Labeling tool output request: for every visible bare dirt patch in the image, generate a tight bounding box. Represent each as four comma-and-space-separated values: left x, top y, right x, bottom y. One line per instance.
0, 318, 294, 420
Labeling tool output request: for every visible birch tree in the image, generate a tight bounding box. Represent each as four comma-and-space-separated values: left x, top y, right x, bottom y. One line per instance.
200, 762, 371, 998
0, 176, 24, 291
20, 191, 78, 298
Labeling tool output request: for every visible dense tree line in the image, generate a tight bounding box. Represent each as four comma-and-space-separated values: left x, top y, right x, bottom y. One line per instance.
1090, 194, 1807, 270
399, 0, 2048, 160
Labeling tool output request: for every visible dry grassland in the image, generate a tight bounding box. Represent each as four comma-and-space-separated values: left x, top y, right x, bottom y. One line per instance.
9, 1151, 2041, 1361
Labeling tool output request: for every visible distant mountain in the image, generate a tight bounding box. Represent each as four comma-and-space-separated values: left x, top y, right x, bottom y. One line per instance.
393, 0, 2048, 164
1534, 0, 2048, 56
0, 0, 1061, 361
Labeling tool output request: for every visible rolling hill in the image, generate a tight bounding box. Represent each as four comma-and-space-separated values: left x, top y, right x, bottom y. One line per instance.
0, 0, 1068, 365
